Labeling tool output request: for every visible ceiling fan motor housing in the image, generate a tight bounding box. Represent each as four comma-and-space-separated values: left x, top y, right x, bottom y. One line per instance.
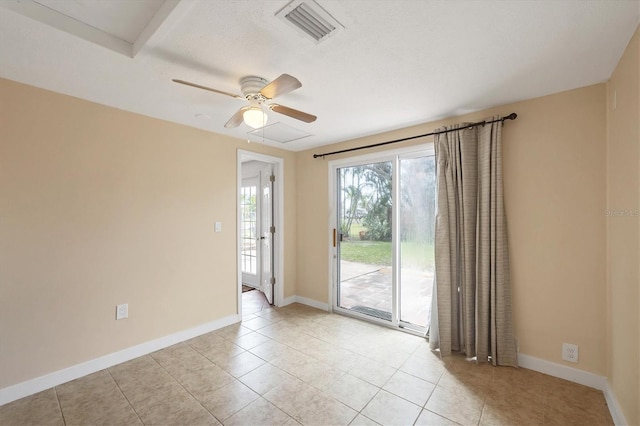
240, 76, 268, 100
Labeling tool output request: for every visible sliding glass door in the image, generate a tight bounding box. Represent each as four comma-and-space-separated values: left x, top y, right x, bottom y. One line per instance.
333, 148, 435, 332
398, 155, 436, 328
337, 161, 393, 321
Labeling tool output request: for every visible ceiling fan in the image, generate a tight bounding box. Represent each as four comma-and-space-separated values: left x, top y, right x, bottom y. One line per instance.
172, 74, 317, 129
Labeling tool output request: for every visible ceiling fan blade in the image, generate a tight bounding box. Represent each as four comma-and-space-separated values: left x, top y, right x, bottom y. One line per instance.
173, 79, 243, 99
225, 107, 249, 128
269, 104, 317, 123
260, 74, 302, 99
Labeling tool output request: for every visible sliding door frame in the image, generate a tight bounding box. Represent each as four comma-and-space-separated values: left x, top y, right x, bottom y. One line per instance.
327, 143, 434, 331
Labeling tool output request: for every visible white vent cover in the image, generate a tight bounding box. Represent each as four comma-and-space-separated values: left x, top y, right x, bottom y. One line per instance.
275, 0, 343, 43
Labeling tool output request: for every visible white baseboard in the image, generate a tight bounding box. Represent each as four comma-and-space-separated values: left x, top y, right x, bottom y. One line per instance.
280, 295, 329, 311
281, 295, 297, 306
603, 381, 628, 426
517, 353, 607, 390
518, 353, 626, 425
0, 313, 241, 406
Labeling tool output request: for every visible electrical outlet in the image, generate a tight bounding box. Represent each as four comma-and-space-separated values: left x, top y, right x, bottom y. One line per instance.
116, 303, 128, 320
562, 343, 578, 362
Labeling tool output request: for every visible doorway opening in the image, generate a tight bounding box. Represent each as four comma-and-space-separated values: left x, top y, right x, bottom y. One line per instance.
237, 150, 284, 316
329, 145, 435, 334
242, 288, 271, 317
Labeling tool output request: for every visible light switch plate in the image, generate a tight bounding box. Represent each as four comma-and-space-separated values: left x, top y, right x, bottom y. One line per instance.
215, 221, 222, 232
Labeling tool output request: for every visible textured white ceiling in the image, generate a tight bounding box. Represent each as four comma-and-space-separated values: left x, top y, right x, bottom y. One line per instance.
0, 0, 638, 151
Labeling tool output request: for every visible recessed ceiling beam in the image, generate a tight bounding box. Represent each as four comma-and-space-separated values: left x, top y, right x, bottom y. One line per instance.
133, 0, 195, 58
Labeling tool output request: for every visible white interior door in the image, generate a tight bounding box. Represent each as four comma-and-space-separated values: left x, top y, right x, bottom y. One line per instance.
241, 177, 260, 288
260, 164, 274, 304
238, 151, 283, 314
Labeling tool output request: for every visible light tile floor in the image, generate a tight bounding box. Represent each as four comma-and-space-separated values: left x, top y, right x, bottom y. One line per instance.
0, 291, 613, 426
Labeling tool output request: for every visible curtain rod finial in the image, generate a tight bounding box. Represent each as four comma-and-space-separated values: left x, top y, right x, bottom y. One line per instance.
505, 113, 517, 120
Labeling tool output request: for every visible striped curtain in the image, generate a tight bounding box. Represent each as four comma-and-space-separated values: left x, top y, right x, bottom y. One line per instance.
428, 117, 517, 367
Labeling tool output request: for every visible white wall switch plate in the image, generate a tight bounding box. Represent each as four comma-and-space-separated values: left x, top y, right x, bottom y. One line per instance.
116, 303, 128, 320
214, 221, 222, 232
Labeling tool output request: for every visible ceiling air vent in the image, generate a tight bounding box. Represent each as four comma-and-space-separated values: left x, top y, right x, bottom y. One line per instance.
276, 0, 344, 43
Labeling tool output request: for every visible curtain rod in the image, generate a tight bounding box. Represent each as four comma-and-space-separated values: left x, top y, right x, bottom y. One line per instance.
312, 112, 518, 159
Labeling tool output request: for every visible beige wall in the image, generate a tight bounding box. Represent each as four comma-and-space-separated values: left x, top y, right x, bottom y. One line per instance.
606, 26, 639, 425
296, 84, 608, 375
0, 78, 296, 388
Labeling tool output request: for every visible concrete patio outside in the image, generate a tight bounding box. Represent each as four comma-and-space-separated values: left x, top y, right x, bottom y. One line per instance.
338, 260, 432, 328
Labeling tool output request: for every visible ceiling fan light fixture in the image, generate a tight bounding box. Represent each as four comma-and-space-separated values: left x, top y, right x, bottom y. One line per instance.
243, 107, 268, 128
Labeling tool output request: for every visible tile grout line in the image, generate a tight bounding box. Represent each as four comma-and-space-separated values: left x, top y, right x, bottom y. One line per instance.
223, 337, 302, 426
199, 338, 271, 423
249, 309, 431, 423
356, 387, 382, 420
148, 352, 227, 425
264, 307, 534, 425
269, 307, 447, 425
186, 337, 245, 367
245, 334, 363, 424
338, 323, 446, 425
106, 368, 145, 426
475, 369, 495, 425
52, 386, 67, 426
174, 338, 297, 425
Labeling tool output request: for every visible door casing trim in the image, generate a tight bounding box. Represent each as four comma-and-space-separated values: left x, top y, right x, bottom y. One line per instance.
237, 150, 284, 314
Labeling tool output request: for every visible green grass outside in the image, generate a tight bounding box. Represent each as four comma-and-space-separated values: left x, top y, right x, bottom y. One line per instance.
340, 240, 392, 265
343, 223, 367, 238
340, 224, 434, 269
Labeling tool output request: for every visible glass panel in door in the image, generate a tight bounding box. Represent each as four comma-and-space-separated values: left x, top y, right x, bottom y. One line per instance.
399, 155, 435, 328
337, 161, 393, 321
240, 181, 259, 287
